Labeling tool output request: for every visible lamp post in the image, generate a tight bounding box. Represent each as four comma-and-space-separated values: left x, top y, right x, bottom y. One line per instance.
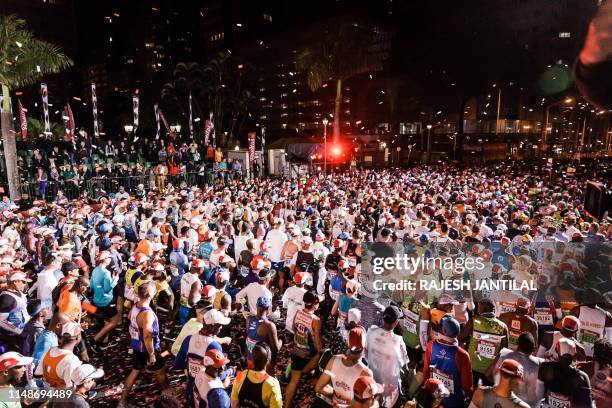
426, 124, 433, 163
322, 118, 329, 175
541, 97, 573, 153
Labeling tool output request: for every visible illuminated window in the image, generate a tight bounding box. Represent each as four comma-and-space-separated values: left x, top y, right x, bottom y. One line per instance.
558, 32, 571, 38
263, 14, 273, 22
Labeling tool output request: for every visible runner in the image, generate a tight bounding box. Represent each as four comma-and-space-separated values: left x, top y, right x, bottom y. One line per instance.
118, 282, 168, 407
468, 359, 530, 408
499, 296, 538, 350
538, 338, 594, 408
285, 291, 322, 408
0, 272, 31, 351
193, 349, 232, 408
538, 315, 587, 361
577, 338, 611, 407
231, 343, 283, 408
244, 296, 282, 373
314, 326, 373, 407
179, 259, 205, 325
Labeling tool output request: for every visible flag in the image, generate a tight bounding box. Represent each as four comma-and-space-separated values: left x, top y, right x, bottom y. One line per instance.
17, 98, 27, 140
91, 83, 99, 137
154, 103, 160, 140
158, 107, 174, 139
248, 131, 256, 166
41, 83, 50, 135
133, 94, 139, 130
204, 117, 214, 146
67, 103, 75, 135
188, 92, 194, 139
261, 126, 266, 172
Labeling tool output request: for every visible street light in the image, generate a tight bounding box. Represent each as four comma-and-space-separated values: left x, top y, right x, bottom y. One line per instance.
124, 124, 134, 134
322, 118, 329, 175
426, 124, 433, 163
170, 124, 181, 133
541, 97, 573, 152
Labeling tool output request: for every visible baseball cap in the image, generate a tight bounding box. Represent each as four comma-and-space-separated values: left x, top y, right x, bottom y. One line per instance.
423, 378, 450, 399
561, 315, 580, 332
383, 305, 404, 322
203, 309, 231, 326
97, 251, 112, 262
347, 308, 361, 325
216, 270, 230, 283
134, 253, 149, 264
441, 316, 460, 338
499, 359, 524, 378
314, 231, 325, 241
332, 239, 343, 248
347, 326, 366, 352
515, 297, 530, 309
70, 364, 104, 386
353, 376, 384, 400
256, 295, 272, 309
293, 272, 312, 286
0, 352, 33, 370
8, 271, 32, 282
438, 293, 458, 306
203, 349, 230, 368
301, 236, 313, 245
202, 285, 219, 298
192, 258, 207, 268
556, 337, 577, 357
61, 322, 81, 337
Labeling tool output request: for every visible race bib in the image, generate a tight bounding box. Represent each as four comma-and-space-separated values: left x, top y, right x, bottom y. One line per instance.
548, 391, 571, 408
510, 320, 521, 330
432, 368, 454, 394
499, 302, 515, 315
578, 328, 599, 346
404, 310, 418, 333
188, 358, 203, 376
477, 339, 497, 359
534, 311, 553, 326
128, 324, 140, 340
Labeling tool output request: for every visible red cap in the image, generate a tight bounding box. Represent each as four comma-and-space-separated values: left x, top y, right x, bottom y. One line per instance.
515, 297, 530, 309
203, 349, 229, 368
423, 378, 450, 399
347, 326, 366, 352
499, 359, 524, 378
0, 352, 33, 371
353, 376, 383, 400
293, 272, 312, 286
202, 285, 218, 298
561, 315, 580, 332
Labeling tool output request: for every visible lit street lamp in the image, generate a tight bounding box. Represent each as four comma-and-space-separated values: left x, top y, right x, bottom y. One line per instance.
541, 97, 573, 153
322, 118, 329, 175
426, 124, 433, 163
124, 124, 134, 134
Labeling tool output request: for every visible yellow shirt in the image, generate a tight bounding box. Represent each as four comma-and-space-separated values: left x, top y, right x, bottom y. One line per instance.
171, 318, 203, 355
230, 370, 282, 408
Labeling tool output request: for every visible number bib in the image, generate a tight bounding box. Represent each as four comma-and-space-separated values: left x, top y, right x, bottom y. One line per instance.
404, 310, 418, 334
432, 368, 454, 394
547, 391, 571, 408
498, 302, 515, 315
129, 324, 140, 341
476, 339, 497, 359
534, 309, 553, 326
188, 357, 203, 377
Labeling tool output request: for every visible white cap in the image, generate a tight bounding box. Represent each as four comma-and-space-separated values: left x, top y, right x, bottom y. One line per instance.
348, 308, 362, 324
61, 322, 81, 337
70, 364, 104, 385
203, 309, 231, 326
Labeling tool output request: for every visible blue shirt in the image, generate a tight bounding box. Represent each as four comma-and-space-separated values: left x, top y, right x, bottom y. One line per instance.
90, 266, 117, 307
201, 387, 231, 408
32, 330, 58, 368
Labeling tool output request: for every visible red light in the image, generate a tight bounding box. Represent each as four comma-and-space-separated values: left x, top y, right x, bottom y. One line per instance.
332, 147, 341, 156
238, 64, 244, 69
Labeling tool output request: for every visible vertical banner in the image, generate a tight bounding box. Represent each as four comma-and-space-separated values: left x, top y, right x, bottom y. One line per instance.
41, 83, 50, 135
132, 94, 139, 130
158, 107, 174, 139
188, 92, 194, 139
91, 83, 99, 137
17, 98, 27, 140
67, 103, 76, 135
204, 112, 214, 146
154, 103, 160, 140
261, 126, 266, 172
248, 131, 256, 167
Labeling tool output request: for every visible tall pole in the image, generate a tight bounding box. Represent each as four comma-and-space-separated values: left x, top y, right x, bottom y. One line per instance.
324, 123, 328, 175
495, 87, 502, 135
426, 124, 433, 164
541, 105, 550, 153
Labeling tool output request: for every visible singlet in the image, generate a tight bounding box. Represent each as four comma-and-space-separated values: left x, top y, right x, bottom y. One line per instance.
237, 370, 268, 408
530, 293, 556, 341
41, 349, 70, 388
555, 287, 578, 317
194, 372, 225, 408
429, 341, 466, 408
468, 314, 507, 374
346, 241, 361, 264
246, 317, 266, 354
329, 356, 367, 407
292, 309, 316, 358
0, 290, 28, 335
212, 289, 228, 311
329, 274, 345, 301
577, 306, 606, 357
295, 250, 315, 272
337, 294, 356, 328
186, 334, 216, 379
128, 304, 160, 352
402, 301, 422, 349
180, 273, 202, 308
500, 312, 534, 350
481, 387, 527, 408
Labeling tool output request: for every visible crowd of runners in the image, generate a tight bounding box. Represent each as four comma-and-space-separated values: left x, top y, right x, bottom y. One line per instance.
0, 159, 610, 408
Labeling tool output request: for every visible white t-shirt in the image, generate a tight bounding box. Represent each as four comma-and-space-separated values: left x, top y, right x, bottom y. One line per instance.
235, 282, 273, 315
266, 229, 288, 263
281, 286, 307, 333
35, 348, 82, 388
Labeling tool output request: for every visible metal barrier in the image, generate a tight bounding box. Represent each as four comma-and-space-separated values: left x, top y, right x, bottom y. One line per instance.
0, 170, 246, 202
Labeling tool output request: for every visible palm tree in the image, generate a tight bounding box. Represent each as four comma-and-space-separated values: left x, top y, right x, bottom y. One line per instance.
0, 15, 73, 200
297, 24, 386, 142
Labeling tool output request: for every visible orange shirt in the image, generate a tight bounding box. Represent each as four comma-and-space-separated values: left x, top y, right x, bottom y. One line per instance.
57, 290, 82, 322
136, 239, 154, 257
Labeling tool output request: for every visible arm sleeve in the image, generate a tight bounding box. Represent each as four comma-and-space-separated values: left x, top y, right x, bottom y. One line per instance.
456, 349, 474, 396
172, 335, 191, 370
